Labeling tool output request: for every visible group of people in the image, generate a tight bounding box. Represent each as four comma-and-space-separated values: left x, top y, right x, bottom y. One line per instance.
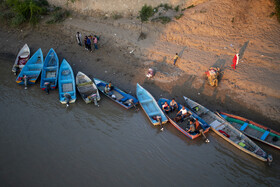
104, 81, 114, 94
161, 99, 204, 134
76, 32, 99, 52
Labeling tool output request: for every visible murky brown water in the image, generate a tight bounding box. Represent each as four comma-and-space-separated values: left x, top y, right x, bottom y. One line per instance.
0, 58, 279, 186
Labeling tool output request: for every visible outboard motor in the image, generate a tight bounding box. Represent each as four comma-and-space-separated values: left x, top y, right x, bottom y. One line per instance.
44, 82, 51, 94
23, 75, 28, 90
89, 94, 98, 106
13, 66, 19, 75
64, 93, 72, 107
267, 154, 273, 166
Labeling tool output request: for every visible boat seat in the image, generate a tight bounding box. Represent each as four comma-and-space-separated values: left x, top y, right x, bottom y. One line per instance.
240, 123, 249, 131
43, 78, 56, 82
260, 131, 270, 140
141, 99, 153, 104
149, 111, 160, 117
45, 67, 57, 70
60, 80, 72, 84
210, 120, 221, 129
119, 97, 128, 102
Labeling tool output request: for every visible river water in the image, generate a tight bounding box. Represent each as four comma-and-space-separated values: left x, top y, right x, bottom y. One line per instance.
0, 58, 279, 187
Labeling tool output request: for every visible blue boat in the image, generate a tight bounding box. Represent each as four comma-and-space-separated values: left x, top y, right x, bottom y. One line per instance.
93, 78, 138, 109
58, 59, 76, 106
16, 48, 43, 89
40, 48, 59, 93
158, 98, 210, 139
136, 83, 168, 126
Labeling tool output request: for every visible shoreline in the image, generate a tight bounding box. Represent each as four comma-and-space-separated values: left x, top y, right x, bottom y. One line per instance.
0, 12, 279, 129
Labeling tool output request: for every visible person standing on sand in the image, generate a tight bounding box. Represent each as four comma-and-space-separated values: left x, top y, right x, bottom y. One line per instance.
84, 36, 88, 50
76, 32, 82, 46
173, 53, 179, 65
231, 53, 239, 69
86, 37, 92, 52
93, 36, 98, 50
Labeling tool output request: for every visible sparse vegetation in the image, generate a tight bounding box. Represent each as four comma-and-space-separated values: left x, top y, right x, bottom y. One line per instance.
112, 13, 123, 20
175, 5, 180, 12
139, 4, 154, 22
187, 5, 195, 9
47, 8, 70, 24
175, 13, 183, 20
1, 0, 48, 26
152, 16, 171, 24
138, 4, 153, 40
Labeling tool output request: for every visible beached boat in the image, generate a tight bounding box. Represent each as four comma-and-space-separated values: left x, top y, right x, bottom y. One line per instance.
58, 59, 76, 106
12, 44, 30, 75
93, 78, 138, 109
40, 48, 59, 93
183, 96, 272, 163
76, 72, 100, 105
136, 84, 168, 126
158, 98, 210, 139
16, 48, 43, 89
219, 112, 280, 150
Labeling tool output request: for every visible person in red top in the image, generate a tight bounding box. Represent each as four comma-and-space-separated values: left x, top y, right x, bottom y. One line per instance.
231, 53, 239, 69
162, 102, 170, 113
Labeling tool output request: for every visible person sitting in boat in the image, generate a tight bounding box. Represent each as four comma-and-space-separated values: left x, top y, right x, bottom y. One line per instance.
146, 68, 154, 79
176, 106, 190, 122
186, 119, 196, 133
170, 98, 178, 111
162, 102, 171, 113
108, 81, 114, 91
104, 84, 110, 94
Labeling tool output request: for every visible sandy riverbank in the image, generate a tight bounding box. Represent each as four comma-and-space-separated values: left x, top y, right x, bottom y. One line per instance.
0, 0, 279, 128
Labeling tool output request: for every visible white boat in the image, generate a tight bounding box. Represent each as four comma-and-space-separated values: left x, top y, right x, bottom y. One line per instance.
12, 44, 30, 75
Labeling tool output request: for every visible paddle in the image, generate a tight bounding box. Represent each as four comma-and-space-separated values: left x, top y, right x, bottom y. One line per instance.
157, 115, 164, 131
23, 75, 28, 90
200, 129, 210, 143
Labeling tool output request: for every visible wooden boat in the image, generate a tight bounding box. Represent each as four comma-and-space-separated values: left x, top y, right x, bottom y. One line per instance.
40, 48, 59, 93
183, 96, 272, 163
16, 48, 43, 89
158, 98, 210, 139
219, 112, 280, 150
136, 84, 168, 126
76, 72, 100, 105
58, 59, 76, 105
12, 44, 30, 75
93, 78, 138, 109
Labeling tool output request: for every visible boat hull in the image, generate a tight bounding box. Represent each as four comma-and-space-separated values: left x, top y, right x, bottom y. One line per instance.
40, 48, 59, 91
158, 98, 210, 139
94, 78, 138, 109
183, 96, 271, 162
136, 84, 168, 126
58, 59, 76, 104
76, 72, 101, 104
220, 112, 280, 150
16, 48, 43, 86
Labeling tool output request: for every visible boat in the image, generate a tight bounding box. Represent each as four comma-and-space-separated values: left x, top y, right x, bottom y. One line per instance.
16, 48, 43, 89
12, 44, 30, 75
158, 98, 210, 139
93, 78, 138, 109
219, 112, 280, 150
183, 96, 272, 163
58, 59, 76, 106
40, 48, 59, 93
76, 72, 100, 105
136, 84, 168, 126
